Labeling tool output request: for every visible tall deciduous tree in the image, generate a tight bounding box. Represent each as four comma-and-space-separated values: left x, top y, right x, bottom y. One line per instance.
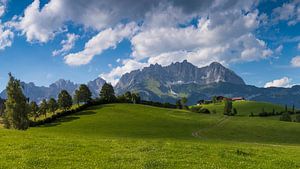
48, 98, 58, 114
3, 73, 29, 130
39, 99, 48, 118
74, 84, 92, 104
100, 83, 116, 103
29, 101, 39, 121
58, 90, 73, 111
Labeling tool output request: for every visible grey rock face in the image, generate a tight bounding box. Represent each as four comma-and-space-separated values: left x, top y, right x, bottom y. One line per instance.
0, 77, 106, 103
115, 60, 245, 94
87, 77, 106, 98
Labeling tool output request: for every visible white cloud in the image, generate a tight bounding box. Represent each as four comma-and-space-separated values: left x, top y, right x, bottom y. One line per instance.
64, 22, 138, 66
0, 24, 14, 50
291, 55, 300, 67
0, 5, 4, 17
16, 0, 260, 43
52, 33, 79, 56
264, 77, 293, 88
131, 10, 272, 67
272, 0, 300, 26
100, 5, 273, 84
100, 59, 149, 85
275, 45, 283, 54
0, 0, 7, 17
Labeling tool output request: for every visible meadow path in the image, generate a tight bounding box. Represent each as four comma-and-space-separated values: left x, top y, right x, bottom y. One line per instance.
192, 116, 230, 138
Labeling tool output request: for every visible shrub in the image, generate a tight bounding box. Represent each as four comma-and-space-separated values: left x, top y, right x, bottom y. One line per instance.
279, 112, 292, 122
190, 107, 210, 114
295, 114, 300, 123
199, 108, 210, 114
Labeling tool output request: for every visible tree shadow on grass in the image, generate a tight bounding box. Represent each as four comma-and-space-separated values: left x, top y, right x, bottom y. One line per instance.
75, 110, 96, 116
38, 116, 80, 128
38, 110, 98, 128
37, 104, 115, 128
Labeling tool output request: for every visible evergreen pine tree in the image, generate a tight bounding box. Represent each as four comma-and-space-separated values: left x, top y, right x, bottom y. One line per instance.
3, 73, 29, 130
48, 98, 58, 114
29, 101, 39, 121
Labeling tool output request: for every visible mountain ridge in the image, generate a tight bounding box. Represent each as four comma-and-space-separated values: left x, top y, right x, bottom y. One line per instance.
0, 77, 106, 103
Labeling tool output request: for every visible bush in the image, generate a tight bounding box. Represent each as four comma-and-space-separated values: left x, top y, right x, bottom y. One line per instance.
199, 108, 210, 114
140, 100, 177, 109
190, 107, 210, 114
279, 112, 292, 122
190, 106, 201, 113
295, 114, 300, 123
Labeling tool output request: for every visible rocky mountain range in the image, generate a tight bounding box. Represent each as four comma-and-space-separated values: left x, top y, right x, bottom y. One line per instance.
1, 60, 300, 107
115, 60, 300, 107
0, 77, 106, 103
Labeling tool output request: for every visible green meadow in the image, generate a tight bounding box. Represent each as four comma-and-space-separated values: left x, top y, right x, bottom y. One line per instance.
199, 100, 290, 116
0, 104, 299, 168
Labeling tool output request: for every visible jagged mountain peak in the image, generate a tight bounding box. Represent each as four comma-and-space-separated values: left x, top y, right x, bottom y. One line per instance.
115, 60, 246, 94
0, 77, 106, 102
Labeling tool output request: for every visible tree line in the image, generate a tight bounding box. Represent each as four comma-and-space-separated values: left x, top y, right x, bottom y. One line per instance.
0, 74, 141, 130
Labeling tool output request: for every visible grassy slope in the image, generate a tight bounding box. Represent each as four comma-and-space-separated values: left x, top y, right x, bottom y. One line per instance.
0, 104, 299, 169
200, 100, 289, 116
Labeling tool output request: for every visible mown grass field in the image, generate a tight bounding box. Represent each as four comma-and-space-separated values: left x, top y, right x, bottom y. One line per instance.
0, 104, 299, 168
199, 100, 290, 116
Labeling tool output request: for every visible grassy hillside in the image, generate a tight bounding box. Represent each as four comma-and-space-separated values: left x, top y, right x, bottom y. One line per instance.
0, 104, 299, 168
199, 100, 289, 116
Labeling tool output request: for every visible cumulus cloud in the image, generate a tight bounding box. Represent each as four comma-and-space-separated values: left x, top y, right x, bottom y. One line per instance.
16, 0, 260, 43
13, 0, 273, 84
100, 59, 149, 85
101, 8, 273, 83
64, 22, 138, 66
272, 0, 300, 26
0, 24, 14, 50
0, 5, 4, 17
131, 10, 272, 66
52, 33, 79, 56
264, 77, 293, 88
291, 55, 300, 67
275, 45, 283, 54
0, 0, 7, 17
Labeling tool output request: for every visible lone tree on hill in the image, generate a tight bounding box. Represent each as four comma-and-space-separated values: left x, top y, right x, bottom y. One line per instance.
181, 97, 188, 109
100, 83, 116, 103
3, 73, 29, 130
29, 101, 39, 121
224, 99, 232, 115
48, 98, 58, 114
74, 84, 92, 105
58, 90, 73, 111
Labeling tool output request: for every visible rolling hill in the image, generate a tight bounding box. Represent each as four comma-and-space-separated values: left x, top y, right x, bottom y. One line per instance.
198, 100, 292, 116
0, 104, 299, 168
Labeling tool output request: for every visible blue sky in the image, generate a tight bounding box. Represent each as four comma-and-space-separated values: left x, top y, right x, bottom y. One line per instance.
0, 0, 299, 91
